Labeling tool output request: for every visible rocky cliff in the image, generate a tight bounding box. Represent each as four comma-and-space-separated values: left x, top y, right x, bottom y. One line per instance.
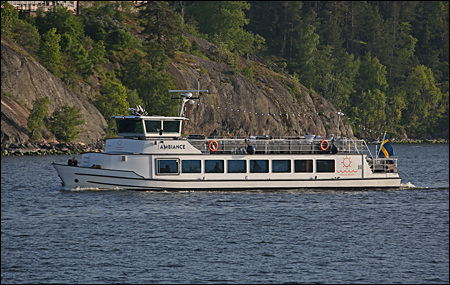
1, 37, 107, 149
1, 34, 353, 152
167, 34, 353, 139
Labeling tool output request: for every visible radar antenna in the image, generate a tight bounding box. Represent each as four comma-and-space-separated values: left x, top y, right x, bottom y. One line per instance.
169, 79, 208, 117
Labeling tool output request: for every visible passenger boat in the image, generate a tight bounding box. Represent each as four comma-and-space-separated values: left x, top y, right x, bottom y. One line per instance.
52, 89, 401, 190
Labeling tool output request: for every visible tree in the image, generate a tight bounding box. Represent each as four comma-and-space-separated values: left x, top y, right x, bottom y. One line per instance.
355, 52, 388, 93
351, 89, 386, 136
35, 6, 84, 49
294, 24, 319, 89
90, 40, 109, 67
9, 20, 41, 57
401, 65, 442, 136
1, 1, 18, 37
187, 1, 264, 55
93, 79, 130, 130
48, 105, 85, 142
27, 97, 50, 141
121, 54, 177, 116
138, 1, 183, 55
39, 28, 62, 73
70, 44, 93, 77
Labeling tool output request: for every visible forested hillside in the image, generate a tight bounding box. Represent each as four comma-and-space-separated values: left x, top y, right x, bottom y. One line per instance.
241, 1, 449, 139
1, 1, 448, 140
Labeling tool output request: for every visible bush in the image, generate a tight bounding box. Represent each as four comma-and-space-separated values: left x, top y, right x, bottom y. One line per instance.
27, 97, 50, 141
48, 105, 84, 142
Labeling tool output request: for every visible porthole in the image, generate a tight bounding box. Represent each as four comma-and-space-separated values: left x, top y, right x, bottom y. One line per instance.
74, 179, 79, 183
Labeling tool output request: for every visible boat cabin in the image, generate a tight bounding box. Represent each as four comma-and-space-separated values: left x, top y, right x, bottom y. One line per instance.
111, 115, 187, 139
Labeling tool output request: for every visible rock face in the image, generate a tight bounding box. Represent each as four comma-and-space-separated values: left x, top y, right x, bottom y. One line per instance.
1, 37, 107, 148
167, 35, 353, 138
1, 34, 353, 152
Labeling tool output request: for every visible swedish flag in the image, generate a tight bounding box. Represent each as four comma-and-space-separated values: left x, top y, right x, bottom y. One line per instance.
378, 133, 395, 158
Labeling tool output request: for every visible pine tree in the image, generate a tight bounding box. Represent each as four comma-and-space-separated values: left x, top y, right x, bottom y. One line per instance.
27, 97, 50, 141
39, 28, 62, 73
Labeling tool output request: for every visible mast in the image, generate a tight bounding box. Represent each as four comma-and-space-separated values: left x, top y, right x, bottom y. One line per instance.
336, 110, 344, 137
169, 79, 208, 117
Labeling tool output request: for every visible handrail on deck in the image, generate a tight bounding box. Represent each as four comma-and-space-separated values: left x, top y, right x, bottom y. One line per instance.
186, 136, 372, 155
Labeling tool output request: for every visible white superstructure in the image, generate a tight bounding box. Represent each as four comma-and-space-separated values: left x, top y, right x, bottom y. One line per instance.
53, 93, 401, 190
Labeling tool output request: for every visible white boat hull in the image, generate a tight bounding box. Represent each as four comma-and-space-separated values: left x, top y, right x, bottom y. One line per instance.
53, 163, 401, 190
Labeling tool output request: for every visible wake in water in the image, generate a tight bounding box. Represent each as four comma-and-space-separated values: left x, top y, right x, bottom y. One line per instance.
401, 182, 416, 188
400, 181, 449, 190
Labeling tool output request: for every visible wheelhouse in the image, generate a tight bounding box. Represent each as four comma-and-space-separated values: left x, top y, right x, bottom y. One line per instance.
111, 115, 187, 139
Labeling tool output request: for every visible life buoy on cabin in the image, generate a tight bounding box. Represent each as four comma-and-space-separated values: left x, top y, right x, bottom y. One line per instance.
320, 139, 329, 152
208, 140, 218, 152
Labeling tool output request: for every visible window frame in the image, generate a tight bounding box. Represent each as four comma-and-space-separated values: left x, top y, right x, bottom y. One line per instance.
294, 159, 313, 173
250, 159, 269, 173
227, 160, 247, 173
155, 158, 180, 175
181, 160, 202, 174
272, 159, 292, 173
205, 160, 225, 173
316, 159, 335, 173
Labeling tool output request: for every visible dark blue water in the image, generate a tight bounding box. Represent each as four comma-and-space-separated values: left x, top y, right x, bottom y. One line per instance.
2, 144, 449, 283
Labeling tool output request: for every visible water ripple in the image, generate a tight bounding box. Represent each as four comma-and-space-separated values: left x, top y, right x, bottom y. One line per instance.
2, 146, 449, 283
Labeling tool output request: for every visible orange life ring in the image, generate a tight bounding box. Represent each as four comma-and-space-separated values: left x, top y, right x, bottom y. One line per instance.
208, 140, 218, 152
320, 139, 329, 151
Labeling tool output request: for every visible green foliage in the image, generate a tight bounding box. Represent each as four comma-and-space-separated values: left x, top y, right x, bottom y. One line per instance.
48, 105, 85, 142
294, 24, 320, 89
35, 6, 85, 48
70, 44, 94, 78
351, 89, 386, 132
241, 63, 255, 82
90, 40, 109, 66
401, 65, 442, 136
9, 20, 41, 57
5, 0, 447, 139
1, 1, 18, 36
82, 4, 140, 53
27, 97, 50, 141
120, 54, 177, 116
187, 1, 264, 55
242, 1, 448, 138
39, 28, 62, 73
138, 1, 183, 55
216, 42, 239, 67
126, 89, 144, 109
93, 79, 130, 131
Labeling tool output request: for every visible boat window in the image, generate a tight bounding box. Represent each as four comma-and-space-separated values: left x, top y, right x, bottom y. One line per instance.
163, 121, 180, 134
205, 160, 224, 173
145, 120, 161, 134
228, 160, 246, 173
117, 119, 144, 133
156, 159, 179, 175
272, 160, 291, 173
294, 160, 313, 173
182, 160, 201, 173
250, 160, 269, 173
316, 159, 335, 173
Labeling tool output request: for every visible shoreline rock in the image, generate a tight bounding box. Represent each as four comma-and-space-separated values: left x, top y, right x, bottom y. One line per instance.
1, 138, 448, 157
1, 141, 105, 156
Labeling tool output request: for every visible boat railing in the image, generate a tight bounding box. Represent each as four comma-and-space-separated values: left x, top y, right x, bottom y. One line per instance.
367, 156, 398, 173
187, 136, 372, 155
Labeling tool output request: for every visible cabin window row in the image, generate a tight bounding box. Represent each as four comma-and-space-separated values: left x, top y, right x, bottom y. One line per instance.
116, 119, 181, 134
156, 159, 335, 175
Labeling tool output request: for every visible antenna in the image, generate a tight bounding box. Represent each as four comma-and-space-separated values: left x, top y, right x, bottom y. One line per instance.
336, 110, 344, 138
126, 105, 148, 116
169, 79, 208, 117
